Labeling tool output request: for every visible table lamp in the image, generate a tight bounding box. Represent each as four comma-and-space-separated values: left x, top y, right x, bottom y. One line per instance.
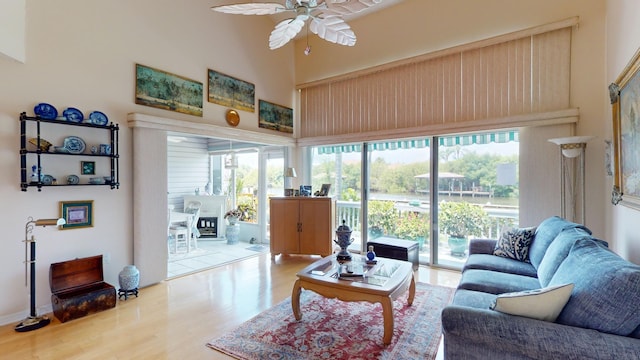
284, 167, 297, 195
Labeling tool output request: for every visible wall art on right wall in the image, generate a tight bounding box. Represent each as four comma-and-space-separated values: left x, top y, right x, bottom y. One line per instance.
609, 46, 640, 208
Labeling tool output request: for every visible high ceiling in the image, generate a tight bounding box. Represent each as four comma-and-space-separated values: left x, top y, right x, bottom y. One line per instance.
197, 1, 406, 147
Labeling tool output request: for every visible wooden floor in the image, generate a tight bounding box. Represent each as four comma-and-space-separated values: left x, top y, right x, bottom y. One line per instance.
0, 253, 461, 359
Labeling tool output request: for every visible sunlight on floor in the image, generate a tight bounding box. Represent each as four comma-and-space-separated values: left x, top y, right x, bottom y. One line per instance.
167, 239, 269, 278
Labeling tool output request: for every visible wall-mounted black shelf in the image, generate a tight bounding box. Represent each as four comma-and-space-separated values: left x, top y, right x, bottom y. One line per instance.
19, 112, 120, 192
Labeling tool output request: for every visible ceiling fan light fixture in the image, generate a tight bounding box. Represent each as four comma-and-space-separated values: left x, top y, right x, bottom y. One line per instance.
211, 0, 382, 50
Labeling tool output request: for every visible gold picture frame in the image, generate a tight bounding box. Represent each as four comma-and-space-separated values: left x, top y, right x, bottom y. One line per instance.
135, 64, 203, 117
208, 69, 255, 113
60, 200, 94, 229
609, 47, 640, 208
258, 99, 293, 134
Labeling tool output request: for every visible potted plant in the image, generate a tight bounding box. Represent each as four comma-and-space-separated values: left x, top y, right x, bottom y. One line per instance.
224, 209, 242, 225
368, 200, 397, 236
439, 201, 489, 256
395, 212, 429, 250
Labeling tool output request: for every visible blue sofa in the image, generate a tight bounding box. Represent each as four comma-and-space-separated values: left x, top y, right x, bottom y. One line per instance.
441, 216, 640, 359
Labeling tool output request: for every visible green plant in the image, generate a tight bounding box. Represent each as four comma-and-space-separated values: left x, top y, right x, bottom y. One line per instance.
368, 200, 397, 236
341, 188, 360, 201
236, 194, 257, 223
395, 211, 429, 241
439, 201, 489, 237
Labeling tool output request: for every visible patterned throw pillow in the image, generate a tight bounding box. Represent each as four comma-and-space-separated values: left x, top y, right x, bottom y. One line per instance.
493, 226, 536, 262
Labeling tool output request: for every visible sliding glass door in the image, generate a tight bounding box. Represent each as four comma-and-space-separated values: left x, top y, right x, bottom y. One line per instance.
310, 131, 519, 270
366, 141, 431, 264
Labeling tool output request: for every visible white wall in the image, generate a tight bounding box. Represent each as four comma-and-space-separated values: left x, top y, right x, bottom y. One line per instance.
0, 0, 25, 62
0, 0, 294, 324
606, 0, 640, 262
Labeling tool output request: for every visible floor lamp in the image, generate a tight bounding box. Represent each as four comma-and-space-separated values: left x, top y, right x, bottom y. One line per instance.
15, 216, 66, 332
548, 136, 594, 225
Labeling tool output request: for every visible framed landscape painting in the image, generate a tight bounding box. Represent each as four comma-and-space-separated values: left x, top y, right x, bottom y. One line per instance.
135, 64, 203, 117
258, 100, 293, 134
610, 47, 640, 209
208, 69, 255, 112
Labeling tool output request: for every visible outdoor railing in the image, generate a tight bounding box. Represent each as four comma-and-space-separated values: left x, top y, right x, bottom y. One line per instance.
335, 200, 518, 240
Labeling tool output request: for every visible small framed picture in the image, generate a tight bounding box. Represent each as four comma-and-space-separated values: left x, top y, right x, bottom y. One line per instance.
60, 200, 93, 229
81, 161, 95, 175
319, 183, 331, 196
300, 185, 312, 197
284, 188, 294, 196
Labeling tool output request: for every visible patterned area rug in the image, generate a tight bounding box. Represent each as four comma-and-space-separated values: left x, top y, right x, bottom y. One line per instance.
207, 282, 454, 360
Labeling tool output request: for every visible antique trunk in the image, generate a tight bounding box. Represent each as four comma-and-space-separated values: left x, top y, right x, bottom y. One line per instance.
367, 237, 419, 271
49, 255, 116, 323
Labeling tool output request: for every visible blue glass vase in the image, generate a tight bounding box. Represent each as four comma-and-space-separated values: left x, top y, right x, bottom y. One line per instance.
367, 245, 376, 261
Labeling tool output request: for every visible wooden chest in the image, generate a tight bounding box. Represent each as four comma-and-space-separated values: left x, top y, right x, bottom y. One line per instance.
49, 255, 116, 323
367, 237, 419, 271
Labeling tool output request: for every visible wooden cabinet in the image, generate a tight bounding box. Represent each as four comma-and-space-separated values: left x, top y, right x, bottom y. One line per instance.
269, 197, 335, 258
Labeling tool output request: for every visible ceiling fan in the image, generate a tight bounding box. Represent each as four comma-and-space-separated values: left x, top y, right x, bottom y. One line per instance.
211, 0, 383, 50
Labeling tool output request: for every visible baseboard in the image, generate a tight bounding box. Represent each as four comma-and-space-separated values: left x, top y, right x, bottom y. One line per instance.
0, 303, 53, 327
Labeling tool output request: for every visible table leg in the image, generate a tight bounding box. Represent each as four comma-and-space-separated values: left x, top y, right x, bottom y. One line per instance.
407, 274, 416, 306
186, 215, 192, 253
381, 297, 394, 345
291, 279, 302, 321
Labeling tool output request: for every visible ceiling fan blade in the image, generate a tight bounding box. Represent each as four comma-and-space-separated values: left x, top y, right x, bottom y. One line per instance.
322, 0, 382, 16
269, 15, 308, 49
211, 3, 286, 15
310, 17, 356, 46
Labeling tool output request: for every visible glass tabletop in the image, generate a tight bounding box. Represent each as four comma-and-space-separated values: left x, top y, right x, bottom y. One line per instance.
304, 254, 402, 287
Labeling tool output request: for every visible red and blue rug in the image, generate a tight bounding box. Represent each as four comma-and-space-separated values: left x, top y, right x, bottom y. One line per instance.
207, 282, 454, 360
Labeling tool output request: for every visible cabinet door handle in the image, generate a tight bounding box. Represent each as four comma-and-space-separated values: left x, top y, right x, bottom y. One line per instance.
297, 222, 302, 232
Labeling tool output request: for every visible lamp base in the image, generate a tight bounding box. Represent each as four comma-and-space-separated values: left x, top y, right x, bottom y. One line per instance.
15, 315, 50, 332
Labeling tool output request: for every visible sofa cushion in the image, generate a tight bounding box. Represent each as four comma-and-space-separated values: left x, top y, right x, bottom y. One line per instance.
493, 226, 536, 262
549, 238, 640, 336
536, 228, 592, 286
529, 216, 591, 269
451, 289, 497, 309
463, 254, 538, 278
468, 238, 498, 255
458, 269, 541, 295
631, 324, 640, 339
490, 283, 573, 322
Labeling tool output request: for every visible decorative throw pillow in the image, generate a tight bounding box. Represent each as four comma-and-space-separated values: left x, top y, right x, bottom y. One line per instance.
493, 226, 536, 262
490, 283, 574, 322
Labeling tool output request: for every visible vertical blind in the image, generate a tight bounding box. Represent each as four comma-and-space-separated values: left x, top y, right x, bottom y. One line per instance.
299, 19, 576, 141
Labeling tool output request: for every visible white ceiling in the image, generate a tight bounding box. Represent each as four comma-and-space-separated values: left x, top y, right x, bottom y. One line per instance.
210, 0, 405, 22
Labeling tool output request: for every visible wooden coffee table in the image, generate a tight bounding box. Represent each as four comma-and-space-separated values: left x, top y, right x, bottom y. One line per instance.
291, 254, 415, 345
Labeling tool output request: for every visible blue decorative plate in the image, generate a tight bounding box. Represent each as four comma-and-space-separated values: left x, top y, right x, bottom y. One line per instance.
42, 175, 54, 185
63, 136, 86, 154
34, 103, 58, 120
63, 107, 84, 123
67, 174, 79, 185
89, 111, 108, 126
